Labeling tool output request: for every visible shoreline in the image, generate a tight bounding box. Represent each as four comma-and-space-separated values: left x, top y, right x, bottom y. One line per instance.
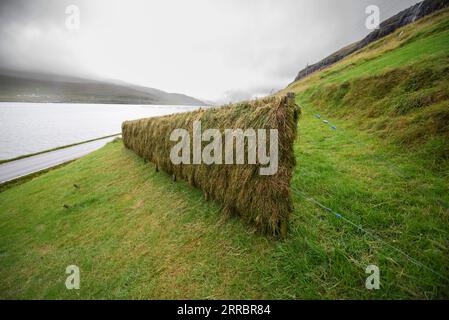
0, 100, 205, 106
0, 133, 121, 165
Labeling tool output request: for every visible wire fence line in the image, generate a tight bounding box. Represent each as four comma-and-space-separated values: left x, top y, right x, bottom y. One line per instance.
292, 103, 449, 283
291, 187, 449, 284
309, 110, 407, 179
303, 104, 449, 212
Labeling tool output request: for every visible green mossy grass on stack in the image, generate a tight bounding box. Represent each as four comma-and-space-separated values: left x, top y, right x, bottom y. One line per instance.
122, 94, 300, 237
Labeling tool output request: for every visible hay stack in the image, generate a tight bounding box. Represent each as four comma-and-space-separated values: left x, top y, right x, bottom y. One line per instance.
122, 93, 300, 237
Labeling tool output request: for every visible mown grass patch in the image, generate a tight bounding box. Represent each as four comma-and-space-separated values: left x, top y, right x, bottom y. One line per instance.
0, 140, 277, 299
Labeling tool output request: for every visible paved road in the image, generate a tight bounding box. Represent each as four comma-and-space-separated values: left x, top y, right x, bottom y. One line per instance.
0, 136, 118, 183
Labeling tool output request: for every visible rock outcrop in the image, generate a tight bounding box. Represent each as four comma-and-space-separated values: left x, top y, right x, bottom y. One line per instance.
293, 0, 449, 83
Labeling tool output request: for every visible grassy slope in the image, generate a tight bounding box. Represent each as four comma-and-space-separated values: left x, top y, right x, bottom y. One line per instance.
1, 123, 448, 299
284, 8, 449, 166
1, 9, 449, 299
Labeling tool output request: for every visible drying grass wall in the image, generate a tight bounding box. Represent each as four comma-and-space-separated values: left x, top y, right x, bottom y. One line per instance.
122, 93, 300, 237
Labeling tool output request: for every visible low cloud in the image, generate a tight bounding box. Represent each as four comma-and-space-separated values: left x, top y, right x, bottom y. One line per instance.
0, 0, 420, 102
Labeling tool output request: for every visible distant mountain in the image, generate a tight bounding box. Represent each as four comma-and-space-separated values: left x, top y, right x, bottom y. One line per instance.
293, 0, 449, 83
0, 69, 206, 106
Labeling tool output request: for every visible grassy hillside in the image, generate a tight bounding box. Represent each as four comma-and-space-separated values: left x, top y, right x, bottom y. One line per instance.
1, 8, 449, 299
283, 8, 449, 167
0, 70, 206, 106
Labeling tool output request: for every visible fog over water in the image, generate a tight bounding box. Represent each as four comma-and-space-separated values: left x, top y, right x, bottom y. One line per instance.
0, 103, 199, 159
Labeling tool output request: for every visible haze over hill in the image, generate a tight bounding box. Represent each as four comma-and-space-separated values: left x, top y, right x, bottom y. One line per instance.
0, 69, 206, 105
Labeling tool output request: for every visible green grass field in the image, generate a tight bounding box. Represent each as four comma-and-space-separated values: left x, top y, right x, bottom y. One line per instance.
1, 6, 448, 300
1, 103, 448, 298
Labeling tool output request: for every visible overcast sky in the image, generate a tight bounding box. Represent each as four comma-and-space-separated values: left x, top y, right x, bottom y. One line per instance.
0, 0, 420, 103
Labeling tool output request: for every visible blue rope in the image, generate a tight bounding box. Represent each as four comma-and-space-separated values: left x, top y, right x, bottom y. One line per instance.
292, 187, 449, 284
